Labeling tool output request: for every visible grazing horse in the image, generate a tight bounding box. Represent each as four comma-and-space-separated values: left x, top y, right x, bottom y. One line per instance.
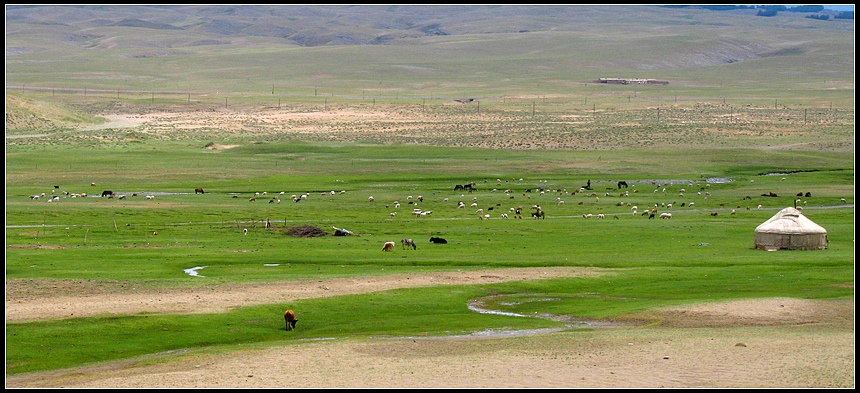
284, 309, 298, 331
195, 187, 205, 194
382, 241, 396, 251
532, 210, 545, 219
101, 190, 114, 198
617, 181, 628, 189
401, 238, 417, 250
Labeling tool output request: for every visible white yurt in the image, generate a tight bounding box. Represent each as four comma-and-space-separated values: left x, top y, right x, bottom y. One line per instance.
754, 207, 828, 251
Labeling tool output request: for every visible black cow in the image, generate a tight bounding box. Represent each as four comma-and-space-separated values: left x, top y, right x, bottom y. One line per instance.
618, 181, 628, 189
429, 237, 448, 244
101, 190, 114, 197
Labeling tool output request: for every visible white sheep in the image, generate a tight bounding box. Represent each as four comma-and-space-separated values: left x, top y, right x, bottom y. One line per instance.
660, 213, 672, 219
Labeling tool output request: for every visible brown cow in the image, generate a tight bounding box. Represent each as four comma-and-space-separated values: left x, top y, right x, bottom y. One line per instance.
382, 241, 396, 251
284, 309, 298, 331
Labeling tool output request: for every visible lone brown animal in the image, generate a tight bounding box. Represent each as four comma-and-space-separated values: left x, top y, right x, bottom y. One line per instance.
284, 309, 298, 331
195, 187, 204, 194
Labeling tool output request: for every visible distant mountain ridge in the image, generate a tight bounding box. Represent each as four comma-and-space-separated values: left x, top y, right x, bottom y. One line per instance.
5, 4, 853, 50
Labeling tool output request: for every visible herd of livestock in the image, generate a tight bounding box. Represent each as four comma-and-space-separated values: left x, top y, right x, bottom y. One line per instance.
26, 178, 820, 255
27, 178, 794, 222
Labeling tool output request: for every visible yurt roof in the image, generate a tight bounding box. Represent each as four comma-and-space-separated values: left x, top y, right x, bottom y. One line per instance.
755, 207, 827, 234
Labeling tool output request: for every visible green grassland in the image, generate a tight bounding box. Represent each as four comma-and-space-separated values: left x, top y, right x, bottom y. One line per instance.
5, 137, 854, 374
4, 5, 854, 377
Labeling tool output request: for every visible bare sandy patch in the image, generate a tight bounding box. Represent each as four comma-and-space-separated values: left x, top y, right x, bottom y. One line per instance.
204, 143, 240, 150
80, 114, 150, 130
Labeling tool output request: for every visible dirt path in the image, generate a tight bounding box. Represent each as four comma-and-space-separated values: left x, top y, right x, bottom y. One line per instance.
5, 267, 604, 322
5, 267, 854, 388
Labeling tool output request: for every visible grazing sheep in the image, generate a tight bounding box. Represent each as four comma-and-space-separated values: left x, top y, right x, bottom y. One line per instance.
249, 197, 256, 202
660, 213, 672, 219
284, 310, 298, 331
145, 195, 155, 200
382, 241, 396, 251
368, 196, 375, 202
243, 228, 248, 235
401, 238, 417, 250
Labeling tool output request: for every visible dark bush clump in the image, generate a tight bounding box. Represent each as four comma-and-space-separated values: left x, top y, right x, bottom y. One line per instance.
285, 225, 327, 238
